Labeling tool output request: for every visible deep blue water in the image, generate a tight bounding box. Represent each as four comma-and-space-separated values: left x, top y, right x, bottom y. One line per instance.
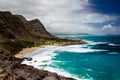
52, 35, 120, 80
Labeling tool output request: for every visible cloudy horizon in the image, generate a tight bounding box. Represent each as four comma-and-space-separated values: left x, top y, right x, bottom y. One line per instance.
0, 0, 120, 35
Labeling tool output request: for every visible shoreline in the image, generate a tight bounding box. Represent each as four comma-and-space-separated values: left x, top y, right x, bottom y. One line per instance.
20, 45, 81, 80
14, 46, 45, 58
14, 44, 84, 80
15, 45, 60, 58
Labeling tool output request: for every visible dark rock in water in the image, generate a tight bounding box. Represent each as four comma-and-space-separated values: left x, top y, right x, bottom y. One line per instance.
26, 57, 32, 61
22, 57, 32, 61
34, 60, 37, 62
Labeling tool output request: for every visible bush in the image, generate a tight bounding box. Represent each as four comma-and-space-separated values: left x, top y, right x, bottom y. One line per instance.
0, 26, 5, 33
0, 19, 4, 25
7, 32, 15, 39
0, 41, 34, 55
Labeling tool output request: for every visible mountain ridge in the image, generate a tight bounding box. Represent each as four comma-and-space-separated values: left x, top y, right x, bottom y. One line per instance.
0, 11, 54, 42
28, 18, 55, 38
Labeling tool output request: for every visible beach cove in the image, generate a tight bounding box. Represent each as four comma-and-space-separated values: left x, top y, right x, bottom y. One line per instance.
18, 35, 120, 80
15, 45, 82, 80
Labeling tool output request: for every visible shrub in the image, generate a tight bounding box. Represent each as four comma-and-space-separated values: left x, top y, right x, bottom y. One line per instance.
0, 19, 4, 25
0, 26, 5, 33
0, 41, 34, 55
7, 32, 15, 39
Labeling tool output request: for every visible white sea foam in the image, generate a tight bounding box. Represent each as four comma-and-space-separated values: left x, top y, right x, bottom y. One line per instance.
107, 52, 120, 55
83, 40, 108, 46
41, 66, 82, 80
24, 61, 82, 80
57, 45, 107, 53
84, 68, 93, 72
22, 46, 61, 67
108, 43, 120, 46
85, 40, 120, 47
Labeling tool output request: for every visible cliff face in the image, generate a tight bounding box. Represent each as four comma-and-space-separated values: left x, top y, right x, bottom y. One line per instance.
0, 11, 54, 41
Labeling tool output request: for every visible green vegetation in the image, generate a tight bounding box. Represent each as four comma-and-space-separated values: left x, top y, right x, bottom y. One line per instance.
40, 37, 85, 46
33, 37, 85, 46
0, 41, 34, 55
0, 26, 5, 33
0, 37, 85, 55
7, 32, 15, 39
0, 19, 4, 25
0, 19, 5, 34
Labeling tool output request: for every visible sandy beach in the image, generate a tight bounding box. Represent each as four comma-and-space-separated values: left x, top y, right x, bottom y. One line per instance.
15, 47, 39, 58
14, 46, 46, 58
14, 45, 59, 58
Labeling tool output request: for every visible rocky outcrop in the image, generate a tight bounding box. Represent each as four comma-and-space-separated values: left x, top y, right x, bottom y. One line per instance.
0, 60, 75, 80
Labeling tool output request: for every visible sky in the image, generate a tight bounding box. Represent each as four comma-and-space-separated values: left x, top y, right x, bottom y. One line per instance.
0, 0, 120, 35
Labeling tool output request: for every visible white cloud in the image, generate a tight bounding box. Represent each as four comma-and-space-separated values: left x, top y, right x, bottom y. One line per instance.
102, 24, 114, 31
100, 24, 120, 35
0, 0, 119, 34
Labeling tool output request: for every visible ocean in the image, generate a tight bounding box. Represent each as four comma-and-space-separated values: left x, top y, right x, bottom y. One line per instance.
22, 35, 120, 80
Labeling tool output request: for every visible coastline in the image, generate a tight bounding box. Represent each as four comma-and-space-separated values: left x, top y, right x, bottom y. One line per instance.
15, 45, 61, 58
13, 42, 85, 80
14, 45, 47, 58
1, 44, 79, 80
19, 45, 82, 80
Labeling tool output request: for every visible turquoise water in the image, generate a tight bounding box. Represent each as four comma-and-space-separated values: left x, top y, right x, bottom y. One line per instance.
52, 35, 120, 80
